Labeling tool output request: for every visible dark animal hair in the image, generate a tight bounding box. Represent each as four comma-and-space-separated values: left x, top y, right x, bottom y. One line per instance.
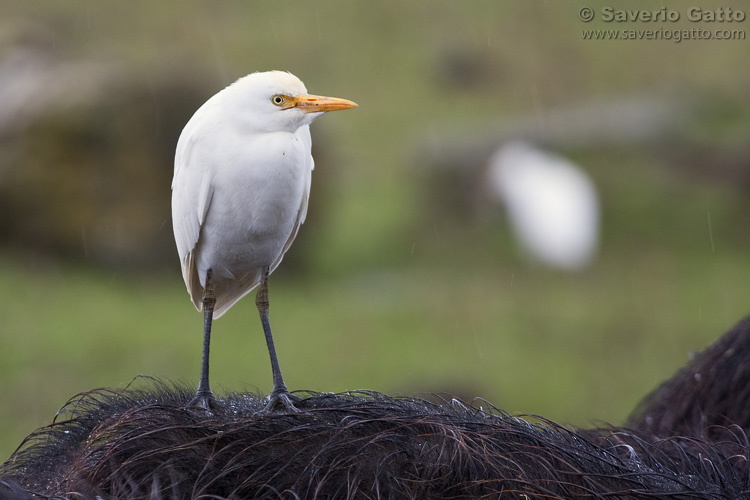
627, 316, 750, 438
3, 317, 750, 499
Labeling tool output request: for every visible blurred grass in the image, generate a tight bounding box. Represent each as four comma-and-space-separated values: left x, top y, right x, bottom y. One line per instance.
1, 0, 750, 460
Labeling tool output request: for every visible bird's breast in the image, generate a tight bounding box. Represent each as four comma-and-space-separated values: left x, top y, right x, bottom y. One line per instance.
196, 130, 311, 276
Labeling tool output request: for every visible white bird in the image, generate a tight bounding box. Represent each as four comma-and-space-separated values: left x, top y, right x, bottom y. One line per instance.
171, 71, 357, 411
487, 141, 599, 271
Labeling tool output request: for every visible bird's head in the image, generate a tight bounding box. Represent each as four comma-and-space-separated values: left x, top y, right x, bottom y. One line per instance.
224, 71, 357, 133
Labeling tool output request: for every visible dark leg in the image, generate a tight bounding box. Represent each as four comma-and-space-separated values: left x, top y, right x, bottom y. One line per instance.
256, 267, 298, 412
188, 271, 216, 410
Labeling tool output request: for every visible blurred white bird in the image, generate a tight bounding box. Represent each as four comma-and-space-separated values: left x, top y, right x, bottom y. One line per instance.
171, 71, 357, 411
487, 141, 599, 271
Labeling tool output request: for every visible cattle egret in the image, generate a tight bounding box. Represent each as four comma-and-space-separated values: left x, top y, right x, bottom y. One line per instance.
171, 71, 357, 411
487, 141, 599, 270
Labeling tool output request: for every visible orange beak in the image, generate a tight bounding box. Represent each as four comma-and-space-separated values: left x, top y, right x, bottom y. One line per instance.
293, 94, 358, 113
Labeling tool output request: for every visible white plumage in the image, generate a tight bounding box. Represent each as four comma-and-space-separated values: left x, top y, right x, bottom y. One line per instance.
487, 141, 599, 271
171, 71, 356, 410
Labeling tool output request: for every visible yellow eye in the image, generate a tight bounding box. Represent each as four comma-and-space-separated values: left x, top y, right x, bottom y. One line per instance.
271, 94, 288, 107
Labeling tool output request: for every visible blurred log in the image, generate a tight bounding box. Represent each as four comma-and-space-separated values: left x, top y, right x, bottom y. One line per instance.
417, 95, 750, 224
0, 29, 211, 269
0, 81, 203, 269
3, 316, 750, 499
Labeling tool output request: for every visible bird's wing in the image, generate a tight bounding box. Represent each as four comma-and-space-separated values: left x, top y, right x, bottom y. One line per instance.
274, 188, 308, 271
297, 125, 314, 226
171, 119, 215, 310
271, 126, 313, 273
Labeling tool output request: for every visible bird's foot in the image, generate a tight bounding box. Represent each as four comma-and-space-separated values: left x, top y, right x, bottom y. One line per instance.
187, 390, 217, 411
261, 390, 301, 414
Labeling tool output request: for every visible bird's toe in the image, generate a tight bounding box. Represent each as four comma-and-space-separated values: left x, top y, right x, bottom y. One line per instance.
261, 391, 300, 414
187, 391, 217, 412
